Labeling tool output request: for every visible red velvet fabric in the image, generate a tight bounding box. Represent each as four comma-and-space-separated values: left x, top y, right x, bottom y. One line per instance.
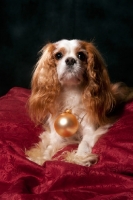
0, 87, 133, 199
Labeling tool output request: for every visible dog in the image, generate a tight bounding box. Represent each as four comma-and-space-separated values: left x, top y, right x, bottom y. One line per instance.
26, 39, 133, 166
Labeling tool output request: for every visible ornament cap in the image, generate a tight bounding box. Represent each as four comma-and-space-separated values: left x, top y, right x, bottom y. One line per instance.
65, 109, 72, 113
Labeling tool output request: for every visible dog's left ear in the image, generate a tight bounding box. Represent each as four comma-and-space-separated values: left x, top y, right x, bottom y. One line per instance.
82, 42, 116, 126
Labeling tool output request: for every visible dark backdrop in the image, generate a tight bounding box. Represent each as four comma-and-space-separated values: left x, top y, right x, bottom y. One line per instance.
0, 0, 133, 96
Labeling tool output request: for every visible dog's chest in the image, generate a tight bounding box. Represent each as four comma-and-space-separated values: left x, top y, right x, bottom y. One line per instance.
55, 87, 86, 118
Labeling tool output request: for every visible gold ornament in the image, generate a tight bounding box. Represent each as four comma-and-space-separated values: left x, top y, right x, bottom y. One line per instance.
54, 110, 79, 137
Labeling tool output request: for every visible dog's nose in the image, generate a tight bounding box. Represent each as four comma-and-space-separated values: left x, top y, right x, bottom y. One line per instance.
65, 57, 76, 66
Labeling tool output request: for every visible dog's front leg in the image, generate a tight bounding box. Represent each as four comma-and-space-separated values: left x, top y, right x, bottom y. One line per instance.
26, 130, 65, 165
42, 132, 66, 161
65, 125, 109, 166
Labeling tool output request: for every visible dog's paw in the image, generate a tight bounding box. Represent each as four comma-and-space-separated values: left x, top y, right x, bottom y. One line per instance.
25, 142, 48, 165
26, 153, 46, 166
63, 150, 98, 166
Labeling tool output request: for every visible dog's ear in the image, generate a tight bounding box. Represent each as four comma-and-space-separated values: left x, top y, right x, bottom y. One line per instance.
82, 42, 116, 125
28, 43, 60, 124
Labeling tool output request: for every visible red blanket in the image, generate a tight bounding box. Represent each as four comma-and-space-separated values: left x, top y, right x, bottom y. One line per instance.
0, 87, 133, 199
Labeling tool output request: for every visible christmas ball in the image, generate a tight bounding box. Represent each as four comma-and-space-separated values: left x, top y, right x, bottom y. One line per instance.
54, 110, 79, 137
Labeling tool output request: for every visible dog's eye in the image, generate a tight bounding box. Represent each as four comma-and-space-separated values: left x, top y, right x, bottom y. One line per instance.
77, 52, 86, 61
55, 52, 63, 60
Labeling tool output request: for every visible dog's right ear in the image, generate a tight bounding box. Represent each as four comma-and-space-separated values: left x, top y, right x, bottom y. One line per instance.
28, 43, 61, 125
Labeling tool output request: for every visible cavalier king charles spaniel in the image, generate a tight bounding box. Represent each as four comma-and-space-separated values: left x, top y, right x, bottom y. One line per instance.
26, 39, 133, 166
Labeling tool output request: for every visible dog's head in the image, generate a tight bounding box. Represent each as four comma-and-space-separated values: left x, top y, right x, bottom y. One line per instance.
29, 39, 116, 125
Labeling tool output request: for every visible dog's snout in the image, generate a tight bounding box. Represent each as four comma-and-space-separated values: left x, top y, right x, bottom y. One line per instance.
65, 57, 76, 66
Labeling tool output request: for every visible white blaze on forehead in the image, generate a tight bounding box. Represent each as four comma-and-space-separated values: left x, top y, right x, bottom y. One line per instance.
54, 39, 79, 54
55, 39, 79, 46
